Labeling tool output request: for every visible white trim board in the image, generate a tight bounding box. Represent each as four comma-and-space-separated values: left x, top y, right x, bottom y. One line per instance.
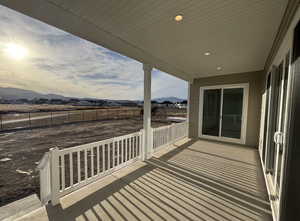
198, 83, 249, 145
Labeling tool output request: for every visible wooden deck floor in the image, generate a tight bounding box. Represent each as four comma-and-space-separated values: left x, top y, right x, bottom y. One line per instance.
17, 139, 272, 221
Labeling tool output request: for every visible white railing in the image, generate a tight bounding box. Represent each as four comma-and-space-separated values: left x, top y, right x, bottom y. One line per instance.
153, 121, 187, 151
39, 130, 143, 205
38, 122, 187, 205
37, 152, 51, 204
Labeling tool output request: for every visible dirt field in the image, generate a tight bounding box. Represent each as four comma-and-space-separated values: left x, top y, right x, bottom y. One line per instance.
0, 106, 186, 131
0, 108, 141, 131
0, 117, 173, 207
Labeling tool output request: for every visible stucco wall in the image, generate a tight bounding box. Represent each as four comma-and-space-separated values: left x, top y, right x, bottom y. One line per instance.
188, 71, 264, 147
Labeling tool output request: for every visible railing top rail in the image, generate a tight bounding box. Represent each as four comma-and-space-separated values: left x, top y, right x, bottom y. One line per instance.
153, 121, 187, 131
59, 130, 142, 154
153, 125, 171, 131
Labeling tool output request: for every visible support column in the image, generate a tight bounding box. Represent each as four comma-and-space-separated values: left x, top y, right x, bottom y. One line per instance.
187, 80, 193, 138
143, 64, 153, 160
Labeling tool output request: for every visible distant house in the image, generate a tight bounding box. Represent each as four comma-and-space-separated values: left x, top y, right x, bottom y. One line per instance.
175, 102, 187, 109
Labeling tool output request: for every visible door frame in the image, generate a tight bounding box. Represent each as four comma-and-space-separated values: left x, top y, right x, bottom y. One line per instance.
198, 83, 249, 144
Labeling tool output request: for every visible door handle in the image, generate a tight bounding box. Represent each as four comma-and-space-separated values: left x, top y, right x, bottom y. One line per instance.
273, 131, 283, 144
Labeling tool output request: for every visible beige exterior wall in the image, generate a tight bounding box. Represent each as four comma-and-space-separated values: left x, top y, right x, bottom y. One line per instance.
188, 71, 264, 147
266, 6, 300, 72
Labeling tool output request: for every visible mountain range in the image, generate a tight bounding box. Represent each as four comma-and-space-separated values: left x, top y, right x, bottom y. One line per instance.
0, 87, 68, 100
0, 87, 186, 103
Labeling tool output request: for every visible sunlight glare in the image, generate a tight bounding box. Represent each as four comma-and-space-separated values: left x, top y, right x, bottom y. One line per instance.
4, 43, 28, 60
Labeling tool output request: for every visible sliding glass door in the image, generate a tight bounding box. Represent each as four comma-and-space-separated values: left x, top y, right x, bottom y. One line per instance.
199, 84, 248, 144
262, 52, 291, 202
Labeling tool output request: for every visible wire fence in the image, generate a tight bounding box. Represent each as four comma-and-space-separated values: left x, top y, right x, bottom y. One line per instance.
0, 108, 142, 132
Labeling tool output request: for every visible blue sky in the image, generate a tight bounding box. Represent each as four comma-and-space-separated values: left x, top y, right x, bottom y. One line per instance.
0, 5, 187, 100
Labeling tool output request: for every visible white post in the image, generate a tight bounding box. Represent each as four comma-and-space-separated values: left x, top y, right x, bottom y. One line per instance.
143, 64, 153, 160
187, 80, 192, 138
50, 147, 60, 206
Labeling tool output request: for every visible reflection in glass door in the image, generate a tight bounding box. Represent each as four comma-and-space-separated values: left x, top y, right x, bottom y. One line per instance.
202, 89, 221, 136
221, 88, 244, 139
274, 52, 290, 195
200, 84, 248, 144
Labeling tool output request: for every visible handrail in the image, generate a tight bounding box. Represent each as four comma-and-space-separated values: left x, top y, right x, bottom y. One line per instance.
37, 122, 187, 205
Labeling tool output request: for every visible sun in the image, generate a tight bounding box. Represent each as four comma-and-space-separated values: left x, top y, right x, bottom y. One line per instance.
4, 43, 28, 60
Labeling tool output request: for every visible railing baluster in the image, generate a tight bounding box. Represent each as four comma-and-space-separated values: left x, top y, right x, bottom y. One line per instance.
121, 139, 124, 163
69, 152, 73, 187
91, 147, 94, 177
112, 141, 115, 168
84, 149, 87, 180
117, 140, 120, 166
107, 144, 110, 170
97, 146, 100, 174
129, 137, 132, 160
134, 136, 136, 158
77, 151, 81, 183
125, 138, 128, 162
102, 145, 105, 172
61, 155, 65, 191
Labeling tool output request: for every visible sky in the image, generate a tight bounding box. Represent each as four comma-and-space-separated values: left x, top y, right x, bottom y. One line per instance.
0, 5, 187, 100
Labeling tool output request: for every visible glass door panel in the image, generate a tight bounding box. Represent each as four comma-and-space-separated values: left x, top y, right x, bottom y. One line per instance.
202, 89, 221, 136
270, 64, 283, 174
221, 88, 244, 139
275, 53, 290, 195
262, 74, 271, 165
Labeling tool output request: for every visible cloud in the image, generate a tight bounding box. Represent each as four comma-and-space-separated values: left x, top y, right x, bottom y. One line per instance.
0, 5, 187, 100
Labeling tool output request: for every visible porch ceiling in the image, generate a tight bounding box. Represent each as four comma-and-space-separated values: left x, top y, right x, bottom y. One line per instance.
0, 0, 288, 81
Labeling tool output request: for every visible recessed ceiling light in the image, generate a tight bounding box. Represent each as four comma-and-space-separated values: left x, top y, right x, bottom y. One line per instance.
174, 15, 183, 22
204, 52, 211, 56
217, 67, 222, 71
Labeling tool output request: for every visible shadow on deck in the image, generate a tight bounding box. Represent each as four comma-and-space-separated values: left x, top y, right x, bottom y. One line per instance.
18, 139, 272, 221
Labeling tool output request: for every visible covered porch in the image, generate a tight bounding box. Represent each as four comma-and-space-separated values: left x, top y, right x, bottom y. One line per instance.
18, 138, 271, 221
1, 1, 299, 220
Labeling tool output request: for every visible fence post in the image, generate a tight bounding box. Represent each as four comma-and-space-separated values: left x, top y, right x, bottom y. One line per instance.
50, 147, 60, 206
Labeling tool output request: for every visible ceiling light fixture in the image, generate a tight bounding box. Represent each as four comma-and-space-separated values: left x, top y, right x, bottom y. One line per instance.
217, 67, 222, 71
204, 52, 211, 56
174, 15, 183, 22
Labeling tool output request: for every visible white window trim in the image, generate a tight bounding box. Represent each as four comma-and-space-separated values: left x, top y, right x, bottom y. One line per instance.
198, 83, 249, 145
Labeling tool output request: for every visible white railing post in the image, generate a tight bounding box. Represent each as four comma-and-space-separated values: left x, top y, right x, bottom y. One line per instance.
187, 81, 192, 138
50, 147, 60, 206
140, 129, 145, 160
171, 123, 175, 143
143, 63, 153, 160
37, 152, 51, 205
149, 127, 154, 156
